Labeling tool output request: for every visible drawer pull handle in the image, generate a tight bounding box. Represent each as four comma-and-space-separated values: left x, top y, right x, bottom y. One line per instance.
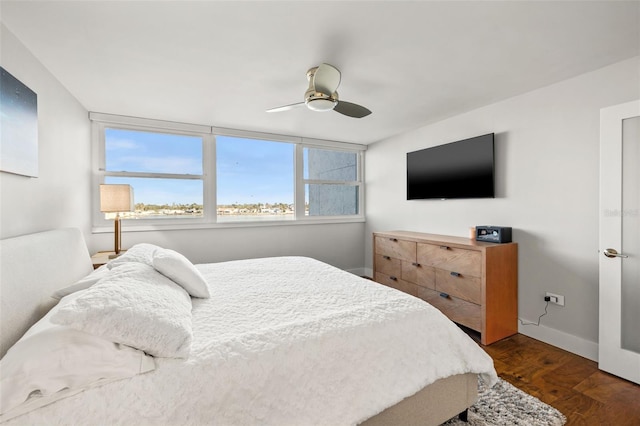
450, 271, 461, 277
389, 276, 398, 281
412, 262, 420, 267
383, 255, 391, 260
439, 292, 450, 298
440, 245, 450, 250
390, 238, 398, 242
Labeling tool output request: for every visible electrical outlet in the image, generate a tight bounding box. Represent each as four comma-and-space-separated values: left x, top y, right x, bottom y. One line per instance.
545, 292, 565, 306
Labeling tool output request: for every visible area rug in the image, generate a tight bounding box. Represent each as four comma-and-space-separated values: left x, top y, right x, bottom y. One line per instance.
441, 378, 566, 425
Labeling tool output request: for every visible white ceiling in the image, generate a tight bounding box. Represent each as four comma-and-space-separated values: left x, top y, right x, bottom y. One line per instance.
1, 1, 638, 144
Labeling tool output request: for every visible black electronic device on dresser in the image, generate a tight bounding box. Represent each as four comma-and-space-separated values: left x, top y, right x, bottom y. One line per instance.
475, 226, 512, 243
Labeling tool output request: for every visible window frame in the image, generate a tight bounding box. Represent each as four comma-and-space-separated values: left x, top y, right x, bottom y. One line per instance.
91, 113, 366, 233
91, 113, 213, 230
296, 143, 364, 220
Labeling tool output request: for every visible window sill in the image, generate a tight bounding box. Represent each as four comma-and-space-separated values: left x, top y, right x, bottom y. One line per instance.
92, 216, 365, 234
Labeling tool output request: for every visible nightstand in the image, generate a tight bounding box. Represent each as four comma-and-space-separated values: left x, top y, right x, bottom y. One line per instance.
91, 250, 126, 269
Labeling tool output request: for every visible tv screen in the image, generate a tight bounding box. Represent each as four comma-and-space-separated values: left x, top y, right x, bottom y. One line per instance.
407, 133, 495, 200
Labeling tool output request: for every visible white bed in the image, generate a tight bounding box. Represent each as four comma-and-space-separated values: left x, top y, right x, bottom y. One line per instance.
0, 228, 497, 425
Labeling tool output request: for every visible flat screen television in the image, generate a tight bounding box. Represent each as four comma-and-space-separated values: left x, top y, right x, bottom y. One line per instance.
407, 133, 495, 200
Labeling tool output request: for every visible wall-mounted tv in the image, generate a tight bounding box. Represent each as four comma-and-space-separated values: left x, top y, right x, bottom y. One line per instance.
407, 133, 495, 200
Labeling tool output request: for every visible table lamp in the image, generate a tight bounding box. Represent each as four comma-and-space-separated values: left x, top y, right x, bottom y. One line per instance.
100, 184, 134, 258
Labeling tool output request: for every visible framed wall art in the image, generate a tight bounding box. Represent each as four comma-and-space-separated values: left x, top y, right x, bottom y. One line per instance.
1, 66, 38, 177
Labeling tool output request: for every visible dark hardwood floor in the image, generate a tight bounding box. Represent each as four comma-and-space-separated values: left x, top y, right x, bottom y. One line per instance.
478, 333, 640, 425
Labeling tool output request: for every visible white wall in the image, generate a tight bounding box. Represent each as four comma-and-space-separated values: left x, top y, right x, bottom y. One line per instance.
0, 24, 92, 240
91, 222, 366, 273
365, 57, 640, 360
1, 23, 366, 272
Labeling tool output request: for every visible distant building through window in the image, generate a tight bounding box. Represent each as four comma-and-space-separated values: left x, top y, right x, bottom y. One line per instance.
305, 148, 359, 216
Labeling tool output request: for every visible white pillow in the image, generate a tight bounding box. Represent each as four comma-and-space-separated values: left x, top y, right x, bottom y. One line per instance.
0, 290, 155, 420
153, 248, 210, 298
107, 243, 161, 269
51, 262, 193, 358
51, 264, 110, 300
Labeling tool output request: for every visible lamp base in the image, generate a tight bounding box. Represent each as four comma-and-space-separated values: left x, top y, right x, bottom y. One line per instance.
113, 214, 122, 256
108, 252, 123, 259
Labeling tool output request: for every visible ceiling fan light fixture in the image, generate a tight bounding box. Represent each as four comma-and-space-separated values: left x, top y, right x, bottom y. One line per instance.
306, 98, 337, 112
267, 63, 371, 118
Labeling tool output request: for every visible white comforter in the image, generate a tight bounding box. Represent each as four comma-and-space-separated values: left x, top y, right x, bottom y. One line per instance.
7, 256, 497, 426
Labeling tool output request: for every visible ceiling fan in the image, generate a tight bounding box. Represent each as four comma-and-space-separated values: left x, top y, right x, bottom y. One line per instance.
266, 63, 372, 118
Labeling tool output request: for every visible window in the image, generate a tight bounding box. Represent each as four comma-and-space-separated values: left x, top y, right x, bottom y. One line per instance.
101, 127, 206, 221
303, 147, 360, 216
216, 136, 294, 222
91, 113, 365, 230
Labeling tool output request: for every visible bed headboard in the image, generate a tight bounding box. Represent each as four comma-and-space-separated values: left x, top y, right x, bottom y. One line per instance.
0, 228, 93, 358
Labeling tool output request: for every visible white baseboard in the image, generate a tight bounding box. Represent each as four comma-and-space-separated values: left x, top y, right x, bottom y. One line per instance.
518, 321, 598, 362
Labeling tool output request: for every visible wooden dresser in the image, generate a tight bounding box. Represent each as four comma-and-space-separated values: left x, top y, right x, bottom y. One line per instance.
373, 230, 518, 345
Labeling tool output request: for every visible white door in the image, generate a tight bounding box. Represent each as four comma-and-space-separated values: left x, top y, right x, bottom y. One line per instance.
599, 100, 640, 384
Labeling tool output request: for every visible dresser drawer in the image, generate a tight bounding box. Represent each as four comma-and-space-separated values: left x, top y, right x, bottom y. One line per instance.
375, 272, 419, 297
417, 243, 481, 277
375, 236, 416, 262
375, 254, 402, 278
417, 287, 481, 332
435, 269, 481, 304
402, 262, 436, 290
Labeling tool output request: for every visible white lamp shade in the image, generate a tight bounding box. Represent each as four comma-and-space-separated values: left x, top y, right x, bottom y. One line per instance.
100, 184, 134, 213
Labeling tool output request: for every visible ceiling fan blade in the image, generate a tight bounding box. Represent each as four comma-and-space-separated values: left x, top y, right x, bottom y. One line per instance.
266, 102, 306, 113
313, 63, 341, 95
334, 101, 372, 118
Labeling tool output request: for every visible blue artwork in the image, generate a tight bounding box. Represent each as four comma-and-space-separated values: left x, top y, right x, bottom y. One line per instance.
1, 66, 38, 177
